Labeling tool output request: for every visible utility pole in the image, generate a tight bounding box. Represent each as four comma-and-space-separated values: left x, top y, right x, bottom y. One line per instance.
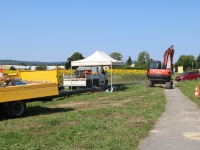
192, 62, 193, 70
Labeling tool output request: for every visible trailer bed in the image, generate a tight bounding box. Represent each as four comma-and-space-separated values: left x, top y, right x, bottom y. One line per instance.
0, 82, 59, 103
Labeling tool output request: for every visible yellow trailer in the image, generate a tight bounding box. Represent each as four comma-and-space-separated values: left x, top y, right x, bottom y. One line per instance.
0, 67, 62, 118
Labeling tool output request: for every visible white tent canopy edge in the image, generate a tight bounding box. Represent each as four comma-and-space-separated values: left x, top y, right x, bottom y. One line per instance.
71, 51, 125, 66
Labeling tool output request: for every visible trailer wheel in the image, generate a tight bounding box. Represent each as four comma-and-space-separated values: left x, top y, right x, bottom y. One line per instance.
2, 101, 26, 118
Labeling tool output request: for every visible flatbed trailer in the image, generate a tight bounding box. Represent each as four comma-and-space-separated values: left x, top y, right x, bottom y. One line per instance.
0, 82, 59, 118
0, 82, 59, 102
0, 67, 62, 118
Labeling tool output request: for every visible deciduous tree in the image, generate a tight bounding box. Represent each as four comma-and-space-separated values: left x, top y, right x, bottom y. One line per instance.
126, 56, 132, 66
174, 55, 196, 71
134, 51, 150, 69
65, 52, 84, 69
68, 52, 84, 61
110, 52, 123, 61
196, 54, 200, 69
35, 65, 47, 70
10, 66, 16, 70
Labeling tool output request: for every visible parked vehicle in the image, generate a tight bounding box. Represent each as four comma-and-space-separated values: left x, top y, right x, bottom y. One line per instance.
175, 71, 200, 82
0, 67, 63, 118
63, 66, 108, 89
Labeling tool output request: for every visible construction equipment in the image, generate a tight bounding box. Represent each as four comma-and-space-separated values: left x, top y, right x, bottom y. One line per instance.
146, 45, 175, 89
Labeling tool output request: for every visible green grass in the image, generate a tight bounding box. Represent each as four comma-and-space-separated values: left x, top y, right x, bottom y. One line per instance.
174, 79, 200, 107
2, 73, 198, 149
172, 73, 200, 107
0, 82, 166, 150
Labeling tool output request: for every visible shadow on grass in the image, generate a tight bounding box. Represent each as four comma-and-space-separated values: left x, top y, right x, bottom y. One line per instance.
116, 86, 128, 91
0, 107, 75, 121
149, 84, 176, 89
0, 113, 6, 121
26, 106, 75, 117
99, 86, 128, 92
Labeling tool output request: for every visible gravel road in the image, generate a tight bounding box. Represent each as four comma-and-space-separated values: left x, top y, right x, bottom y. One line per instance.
139, 86, 200, 150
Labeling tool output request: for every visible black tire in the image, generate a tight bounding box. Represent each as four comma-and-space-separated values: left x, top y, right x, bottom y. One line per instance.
105, 80, 108, 86
146, 80, 153, 87
69, 86, 77, 90
2, 101, 26, 118
1, 105, 10, 118
86, 80, 92, 87
197, 77, 200, 80
170, 81, 173, 89
184, 78, 188, 81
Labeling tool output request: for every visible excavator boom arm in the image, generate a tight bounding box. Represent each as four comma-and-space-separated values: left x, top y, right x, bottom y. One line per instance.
163, 45, 174, 72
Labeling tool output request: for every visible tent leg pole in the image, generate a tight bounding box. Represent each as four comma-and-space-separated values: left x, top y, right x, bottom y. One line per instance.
70, 66, 72, 91
110, 63, 112, 92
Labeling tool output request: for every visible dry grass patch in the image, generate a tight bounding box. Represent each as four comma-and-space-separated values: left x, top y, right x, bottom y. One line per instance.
53, 96, 137, 110
125, 117, 148, 128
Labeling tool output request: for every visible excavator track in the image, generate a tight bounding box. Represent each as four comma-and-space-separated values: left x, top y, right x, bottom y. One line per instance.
164, 81, 173, 89
146, 80, 154, 87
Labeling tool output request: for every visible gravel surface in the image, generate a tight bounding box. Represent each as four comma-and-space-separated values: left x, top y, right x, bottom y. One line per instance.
139, 86, 200, 150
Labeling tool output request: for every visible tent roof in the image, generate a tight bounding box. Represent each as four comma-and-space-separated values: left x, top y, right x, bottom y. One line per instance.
71, 51, 126, 66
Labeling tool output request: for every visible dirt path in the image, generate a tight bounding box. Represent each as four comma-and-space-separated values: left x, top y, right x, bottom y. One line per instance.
139, 86, 200, 150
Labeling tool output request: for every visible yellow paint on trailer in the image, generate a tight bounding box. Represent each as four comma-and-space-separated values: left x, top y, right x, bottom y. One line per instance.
0, 82, 59, 102
7, 67, 60, 85
17, 68, 59, 85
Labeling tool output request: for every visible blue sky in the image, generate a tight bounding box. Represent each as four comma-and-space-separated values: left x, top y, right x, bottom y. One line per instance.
0, 0, 200, 63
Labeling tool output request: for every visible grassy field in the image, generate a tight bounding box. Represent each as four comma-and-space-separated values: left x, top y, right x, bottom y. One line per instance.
172, 72, 200, 107
0, 81, 166, 150
1, 72, 199, 150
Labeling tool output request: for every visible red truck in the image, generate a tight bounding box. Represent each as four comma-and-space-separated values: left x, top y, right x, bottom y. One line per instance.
175, 71, 200, 82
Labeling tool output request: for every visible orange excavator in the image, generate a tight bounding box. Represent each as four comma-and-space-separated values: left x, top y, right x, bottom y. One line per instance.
146, 45, 175, 89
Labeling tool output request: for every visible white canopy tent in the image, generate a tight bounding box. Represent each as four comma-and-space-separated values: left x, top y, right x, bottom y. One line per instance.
71, 51, 125, 66
71, 51, 126, 91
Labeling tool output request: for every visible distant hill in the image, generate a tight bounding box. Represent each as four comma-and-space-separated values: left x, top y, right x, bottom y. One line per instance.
0, 59, 65, 66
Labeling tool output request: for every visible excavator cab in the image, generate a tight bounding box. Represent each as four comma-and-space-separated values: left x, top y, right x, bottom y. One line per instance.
148, 60, 162, 69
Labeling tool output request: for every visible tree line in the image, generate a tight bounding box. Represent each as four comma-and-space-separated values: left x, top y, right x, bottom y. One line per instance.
64, 51, 200, 72
174, 55, 200, 71
8, 50, 200, 72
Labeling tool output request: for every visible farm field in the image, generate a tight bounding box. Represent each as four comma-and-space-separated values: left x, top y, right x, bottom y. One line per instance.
0, 81, 166, 149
